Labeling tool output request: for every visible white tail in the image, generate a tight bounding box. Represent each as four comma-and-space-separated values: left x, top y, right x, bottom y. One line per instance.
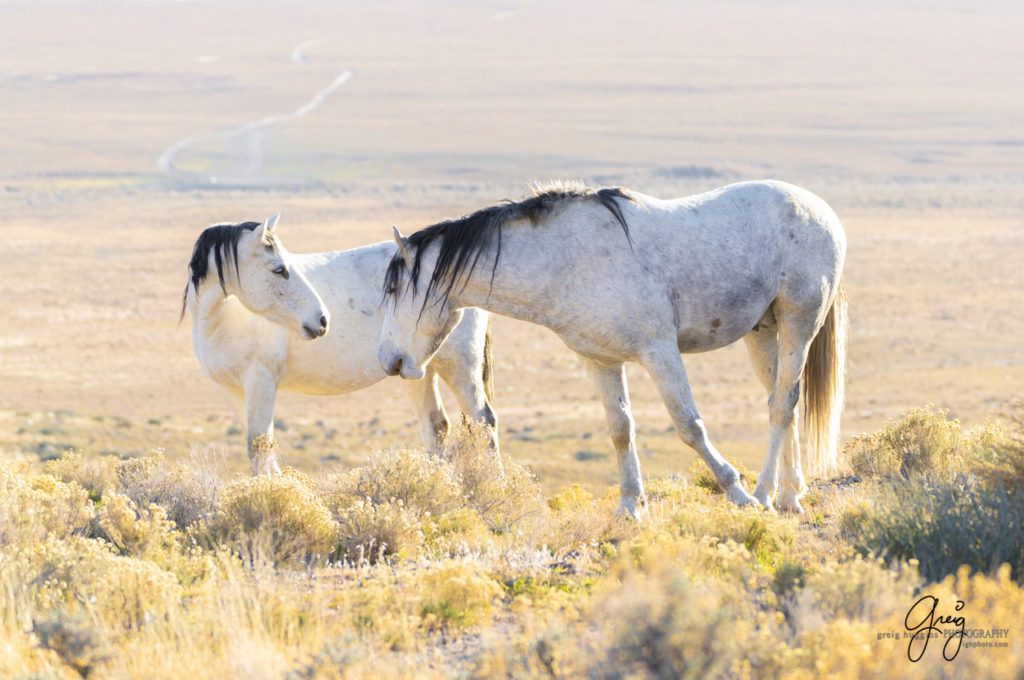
802, 282, 848, 477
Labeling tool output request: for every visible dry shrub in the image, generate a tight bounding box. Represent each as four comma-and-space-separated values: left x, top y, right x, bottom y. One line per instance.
346, 590, 419, 652
585, 562, 740, 680
285, 635, 366, 680
96, 492, 178, 558
287, 641, 441, 680
469, 623, 572, 680
324, 426, 544, 563
785, 556, 920, 638
320, 447, 464, 562
442, 424, 544, 533
669, 501, 795, 569
334, 499, 423, 563
31, 608, 111, 679
541, 485, 626, 555
843, 407, 1024, 583
783, 564, 1024, 677
115, 449, 222, 529
967, 417, 1024, 496
44, 451, 119, 501
546, 483, 593, 512
0, 619, 91, 680
422, 507, 494, 557
644, 475, 699, 505
842, 474, 1024, 583
208, 470, 338, 568
418, 561, 502, 637
322, 448, 463, 518
21, 535, 181, 631
687, 456, 756, 495
846, 406, 963, 478
0, 466, 92, 545
94, 492, 211, 587
904, 564, 1024, 676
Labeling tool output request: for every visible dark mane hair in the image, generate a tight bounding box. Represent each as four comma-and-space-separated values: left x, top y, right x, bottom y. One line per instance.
383, 182, 635, 315
179, 221, 263, 322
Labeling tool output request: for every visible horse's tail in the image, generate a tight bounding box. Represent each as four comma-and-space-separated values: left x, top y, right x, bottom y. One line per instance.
802, 281, 848, 477
482, 314, 495, 404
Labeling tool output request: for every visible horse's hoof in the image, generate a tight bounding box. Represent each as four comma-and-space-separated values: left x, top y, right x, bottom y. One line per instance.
725, 483, 760, 508
613, 497, 648, 522
776, 491, 805, 514
749, 483, 776, 511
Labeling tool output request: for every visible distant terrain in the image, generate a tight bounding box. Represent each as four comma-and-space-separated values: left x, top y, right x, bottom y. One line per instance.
1, 0, 1022, 486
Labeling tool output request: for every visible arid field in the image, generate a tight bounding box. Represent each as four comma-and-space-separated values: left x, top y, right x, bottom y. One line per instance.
2, 1, 1023, 678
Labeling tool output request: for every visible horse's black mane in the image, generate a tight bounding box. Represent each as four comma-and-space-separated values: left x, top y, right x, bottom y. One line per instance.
179, 221, 262, 322
383, 183, 634, 315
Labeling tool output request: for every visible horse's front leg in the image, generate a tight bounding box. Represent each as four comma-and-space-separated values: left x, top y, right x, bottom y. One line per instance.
435, 356, 500, 458
401, 366, 450, 455
641, 345, 759, 508
243, 368, 281, 475
586, 359, 646, 520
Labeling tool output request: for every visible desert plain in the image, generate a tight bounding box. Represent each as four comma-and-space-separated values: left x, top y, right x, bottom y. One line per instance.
1, 0, 1022, 490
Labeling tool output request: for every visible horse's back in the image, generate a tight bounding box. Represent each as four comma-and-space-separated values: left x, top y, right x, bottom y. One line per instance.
616, 181, 844, 351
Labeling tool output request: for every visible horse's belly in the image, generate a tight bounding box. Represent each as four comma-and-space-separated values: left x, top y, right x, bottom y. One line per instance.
676, 319, 755, 353
672, 285, 774, 354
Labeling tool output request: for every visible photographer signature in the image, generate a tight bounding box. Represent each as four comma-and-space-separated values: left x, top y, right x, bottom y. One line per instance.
905, 595, 965, 662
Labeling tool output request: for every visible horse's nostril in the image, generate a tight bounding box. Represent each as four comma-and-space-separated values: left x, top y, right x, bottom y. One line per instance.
393, 357, 403, 375
320, 315, 328, 330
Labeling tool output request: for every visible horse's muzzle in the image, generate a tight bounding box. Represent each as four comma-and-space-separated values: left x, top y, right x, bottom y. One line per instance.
384, 356, 403, 376
302, 315, 329, 339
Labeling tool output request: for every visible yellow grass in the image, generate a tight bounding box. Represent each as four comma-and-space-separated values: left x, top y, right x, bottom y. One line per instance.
2, 414, 1024, 679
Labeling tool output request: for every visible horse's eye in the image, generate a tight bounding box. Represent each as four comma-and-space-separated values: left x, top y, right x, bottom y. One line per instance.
273, 266, 289, 279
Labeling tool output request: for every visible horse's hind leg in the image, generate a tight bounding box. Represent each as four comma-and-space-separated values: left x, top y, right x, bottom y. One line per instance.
756, 307, 818, 513
585, 359, 645, 519
641, 344, 758, 508
402, 366, 449, 454
742, 314, 798, 512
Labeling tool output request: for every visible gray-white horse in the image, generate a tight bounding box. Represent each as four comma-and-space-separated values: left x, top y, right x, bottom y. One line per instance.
182, 214, 497, 475
379, 181, 846, 516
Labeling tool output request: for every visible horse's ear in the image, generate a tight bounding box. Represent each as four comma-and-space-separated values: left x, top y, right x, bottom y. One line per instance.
263, 213, 281, 232
393, 225, 413, 267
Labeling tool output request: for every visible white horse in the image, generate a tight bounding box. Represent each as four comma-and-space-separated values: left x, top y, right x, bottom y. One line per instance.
182, 214, 498, 475
379, 181, 846, 517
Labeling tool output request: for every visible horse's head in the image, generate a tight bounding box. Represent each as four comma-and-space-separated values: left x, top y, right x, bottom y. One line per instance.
378, 226, 463, 379
235, 214, 329, 340
186, 214, 329, 340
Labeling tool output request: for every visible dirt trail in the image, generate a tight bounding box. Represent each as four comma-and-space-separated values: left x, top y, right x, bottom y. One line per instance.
156, 41, 353, 183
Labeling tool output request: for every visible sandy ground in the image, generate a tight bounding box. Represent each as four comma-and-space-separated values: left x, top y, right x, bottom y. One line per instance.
1, 0, 1022, 490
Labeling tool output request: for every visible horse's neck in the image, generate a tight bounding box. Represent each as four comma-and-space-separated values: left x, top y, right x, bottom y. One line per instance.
446, 233, 567, 331
190, 282, 245, 338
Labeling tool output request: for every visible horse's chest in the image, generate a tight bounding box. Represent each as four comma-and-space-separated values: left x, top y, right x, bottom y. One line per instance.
193, 324, 280, 387
193, 341, 248, 385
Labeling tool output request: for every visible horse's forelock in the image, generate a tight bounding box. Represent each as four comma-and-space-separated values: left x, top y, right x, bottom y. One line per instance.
382, 252, 410, 306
